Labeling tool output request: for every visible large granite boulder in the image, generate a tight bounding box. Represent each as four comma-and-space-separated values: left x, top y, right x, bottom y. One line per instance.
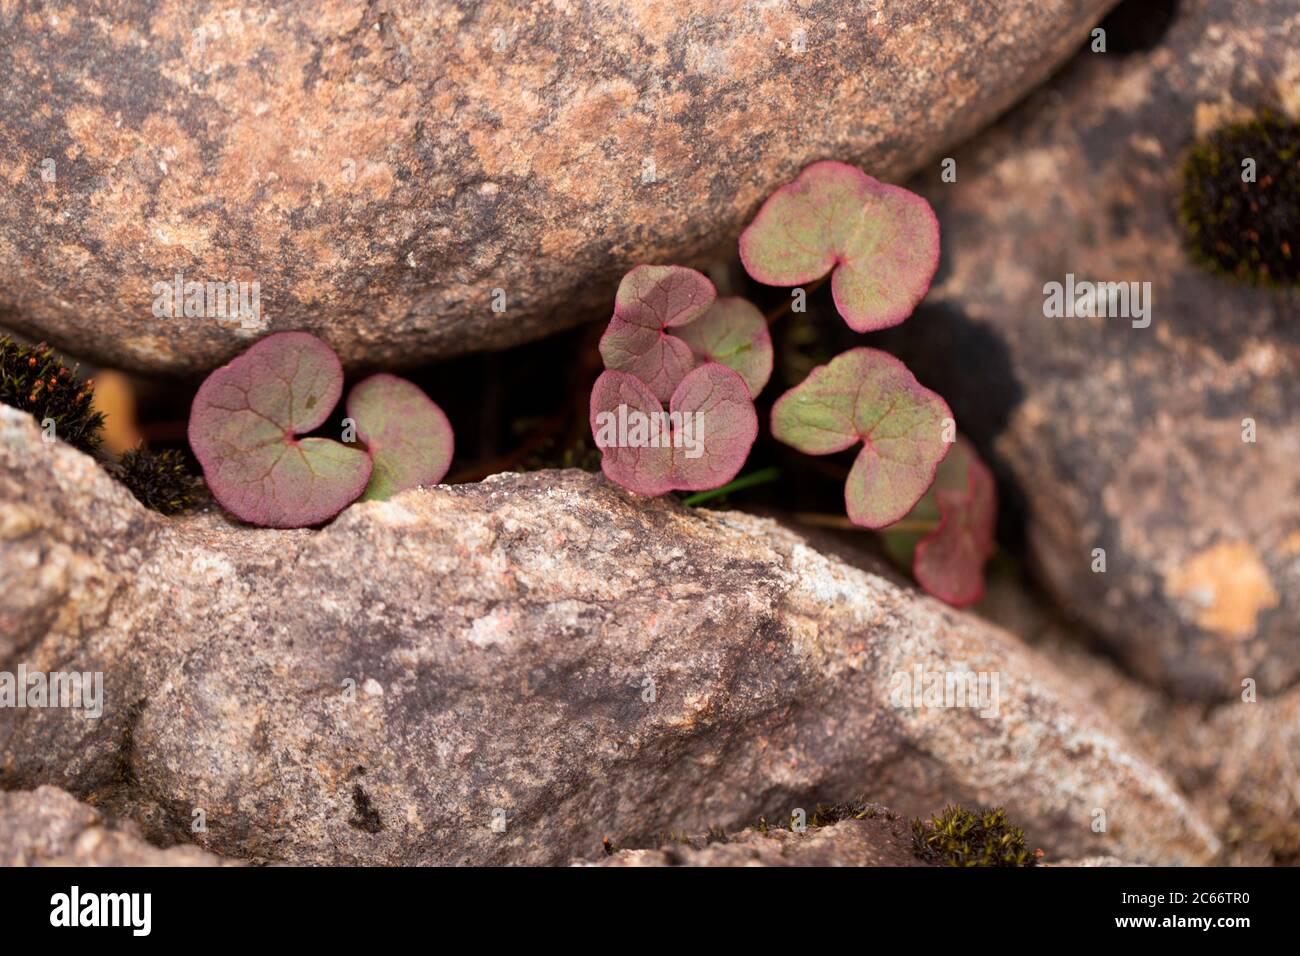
0, 0, 1116, 375
879, 0, 1300, 700
0, 406, 1215, 865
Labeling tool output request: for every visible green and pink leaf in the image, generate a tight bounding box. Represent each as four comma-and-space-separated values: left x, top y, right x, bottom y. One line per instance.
674, 296, 772, 398
599, 265, 716, 402
770, 347, 951, 528
589, 362, 758, 496
188, 332, 371, 528
911, 437, 997, 607
599, 265, 771, 401
739, 161, 940, 333
347, 373, 454, 501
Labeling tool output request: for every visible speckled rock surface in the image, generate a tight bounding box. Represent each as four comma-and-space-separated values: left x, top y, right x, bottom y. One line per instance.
0, 407, 1217, 865
592, 812, 1145, 867
590, 806, 935, 867
1051, 855, 1144, 867
877, 0, 1300, 700
978, 563, 1300, 865
0, 0, 1116, 376
0, 785, 234, 866
1046, 637, 1300, 866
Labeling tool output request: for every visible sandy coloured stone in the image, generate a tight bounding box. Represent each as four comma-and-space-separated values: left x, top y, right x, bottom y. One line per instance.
0, 0, 1115, 375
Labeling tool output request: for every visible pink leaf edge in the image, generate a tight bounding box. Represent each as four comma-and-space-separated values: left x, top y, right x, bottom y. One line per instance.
738, 160, 940, 333
346, 373, 455, 501
188, 331, 372, 529
912, 439, 997, 608
589, 362, 758, 497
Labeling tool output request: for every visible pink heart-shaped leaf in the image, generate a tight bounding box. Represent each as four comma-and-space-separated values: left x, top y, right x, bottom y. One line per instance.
771, 347, 951, 527
188, 331, 372, 528
674, 296, 773, 398
599, 264, 716, 402
346, 373, 454, 501
912, 437, 997, 607
589, 362, 758, 496
739, 160, 940, 332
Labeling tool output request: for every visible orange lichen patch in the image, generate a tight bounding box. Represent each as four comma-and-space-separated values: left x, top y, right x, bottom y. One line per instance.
54, 244, 94, 272
109, 20, 138, 48
1279, 531, 1300, 557
1166, 541, 1279, 639
1193, 97, 1253, 139
83, 177, 154, 256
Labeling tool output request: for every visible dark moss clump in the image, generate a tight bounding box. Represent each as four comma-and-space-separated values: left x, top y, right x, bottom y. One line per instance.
109, 446, 200, 515
1181, 111, 1300, 287
0, 337, 104, 453
911, 804, 1040, 867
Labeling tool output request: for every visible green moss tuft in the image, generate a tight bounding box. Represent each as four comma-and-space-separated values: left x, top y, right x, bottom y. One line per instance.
911, 804, 1041, 867
1181, 110, 1300, 286
808, 798, 896, 828
109, 446, 200, 515
0, 337, 105, 453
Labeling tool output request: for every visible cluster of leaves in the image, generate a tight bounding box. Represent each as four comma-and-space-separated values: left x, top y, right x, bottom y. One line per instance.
751, 164, 999, 604
745, 161, 953, 533
589, 265, 767, 494
188, 332, 453, 528
911, 804, 1041, 867
1181, 110, 1299, 286
588, 161, 997, 604
10, 161, 998, 609
0, 337, 104, 453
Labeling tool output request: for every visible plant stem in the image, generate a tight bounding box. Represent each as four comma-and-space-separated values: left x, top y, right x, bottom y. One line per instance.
791, 512, 941, 533
448, 412, 567, 483
765, 275, 829, 325
683, 466, 781, 506
878, 519, 942, 533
